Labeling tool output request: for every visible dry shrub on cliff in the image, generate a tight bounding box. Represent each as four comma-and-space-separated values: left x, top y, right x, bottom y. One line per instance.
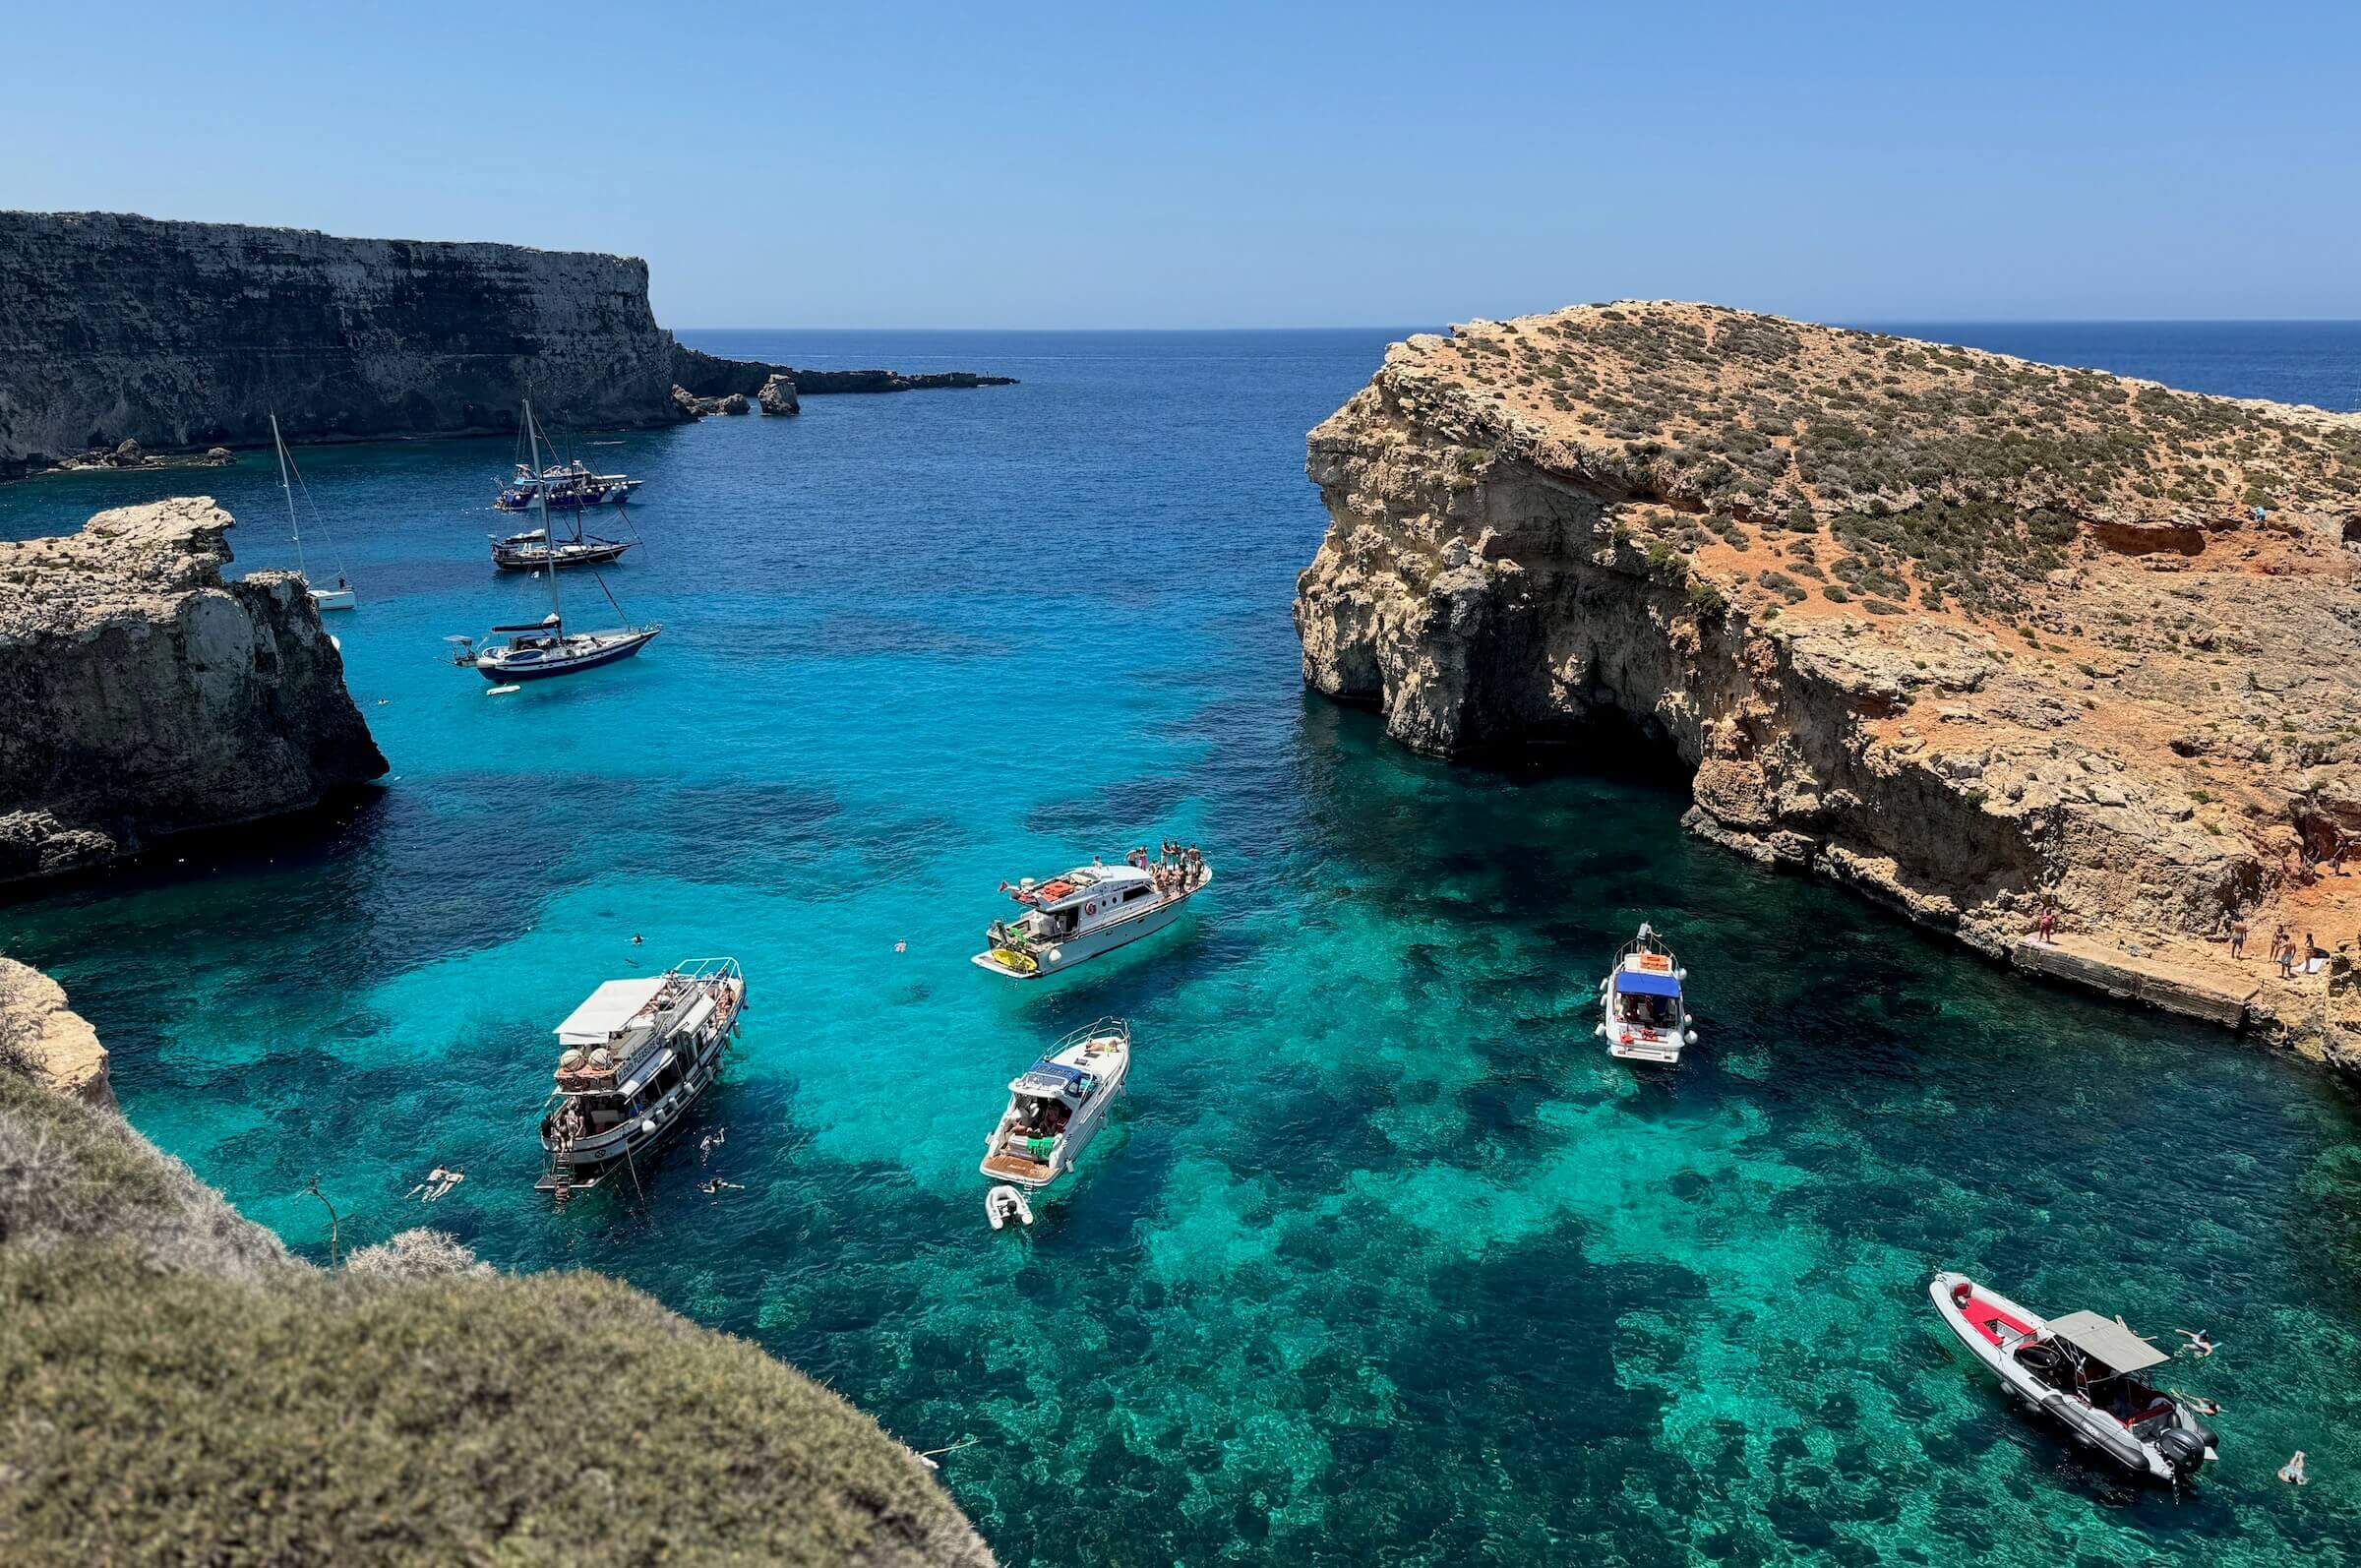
0, 1052, 289, 1279
0, 1245, 992, 1567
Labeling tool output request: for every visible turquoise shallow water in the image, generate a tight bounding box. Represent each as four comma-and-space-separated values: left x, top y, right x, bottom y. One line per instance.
6, 327, 2361, 1564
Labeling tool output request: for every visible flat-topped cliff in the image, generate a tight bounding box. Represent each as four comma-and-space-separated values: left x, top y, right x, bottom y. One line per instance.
1296, 302, 2361, 1063
0, 961, 994, 1565
0, 495, 387, 882
0, 211, 689, 475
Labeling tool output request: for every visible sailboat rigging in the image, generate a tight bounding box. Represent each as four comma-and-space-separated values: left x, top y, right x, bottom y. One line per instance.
270, 413, 355, 612
452, 400, 660, 683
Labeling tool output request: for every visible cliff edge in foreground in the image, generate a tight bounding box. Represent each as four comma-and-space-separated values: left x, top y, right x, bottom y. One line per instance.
0, 959, 993, 1565
1295, 303, 2361, 1063
0, 496, 388, 884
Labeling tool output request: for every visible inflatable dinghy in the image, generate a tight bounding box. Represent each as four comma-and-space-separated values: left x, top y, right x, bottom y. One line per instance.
986, 1184, 1034, 1230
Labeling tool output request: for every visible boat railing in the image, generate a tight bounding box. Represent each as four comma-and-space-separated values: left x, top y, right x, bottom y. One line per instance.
1054, 1016, 1129, 1053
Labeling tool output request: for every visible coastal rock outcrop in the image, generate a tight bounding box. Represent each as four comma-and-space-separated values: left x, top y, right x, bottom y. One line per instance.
0, 496, 388, 884
758, 371, 801, 416
1296, 303, 2361, 1064
0, 964, 995, 1565
0, 211, 690, 477
670, 340, 1017, 398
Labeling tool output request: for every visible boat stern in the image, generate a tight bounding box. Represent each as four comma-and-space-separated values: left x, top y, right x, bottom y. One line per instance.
972, 947, 1046, 979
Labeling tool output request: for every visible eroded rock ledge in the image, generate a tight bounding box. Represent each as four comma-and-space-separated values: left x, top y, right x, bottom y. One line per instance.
0, 496, 388, 884
1295, 302, 2361, 1065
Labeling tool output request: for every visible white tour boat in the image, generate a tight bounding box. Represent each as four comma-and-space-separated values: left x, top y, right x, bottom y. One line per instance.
1596, 922, 1697, 1064
535, 957, 746, 1193
972, 853, 1211, 979
1930, 1271, 2219, 1481
979, 1019, 1131, 1194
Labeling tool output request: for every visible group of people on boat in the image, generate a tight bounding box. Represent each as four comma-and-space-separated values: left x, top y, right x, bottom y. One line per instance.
1123, 841, 1207, 898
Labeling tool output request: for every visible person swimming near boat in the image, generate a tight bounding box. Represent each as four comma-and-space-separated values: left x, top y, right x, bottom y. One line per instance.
408, 1166, 465, 1202
2174, 1328, 2216, 1358
699, 1176, 743, 1194
2280, 1450, 2309, 1484
699, 1128, 727, 1164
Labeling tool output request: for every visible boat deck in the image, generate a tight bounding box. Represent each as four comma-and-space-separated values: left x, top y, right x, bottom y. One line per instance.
982, 1150, 1052, 1182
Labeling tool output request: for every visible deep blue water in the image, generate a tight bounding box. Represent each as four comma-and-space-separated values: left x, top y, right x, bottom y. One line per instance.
3, 324, 2361, 1565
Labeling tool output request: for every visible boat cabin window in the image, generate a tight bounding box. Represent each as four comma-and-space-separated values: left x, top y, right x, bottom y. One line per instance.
580, 1097, 628, 1134
1619, 993, 1678, 1028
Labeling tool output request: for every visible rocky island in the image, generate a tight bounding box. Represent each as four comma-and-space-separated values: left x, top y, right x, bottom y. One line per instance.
0, 496, 388, 884
0, 960, 993, 1565
0, 211, 1012, 476
1296, 303, 2361, 1064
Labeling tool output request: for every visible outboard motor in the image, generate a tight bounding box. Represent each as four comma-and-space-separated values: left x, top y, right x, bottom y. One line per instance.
2155, 1424, 2213, 1475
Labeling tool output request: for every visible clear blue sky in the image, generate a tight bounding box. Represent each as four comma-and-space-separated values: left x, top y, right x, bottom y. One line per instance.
6, 2, 2356, 327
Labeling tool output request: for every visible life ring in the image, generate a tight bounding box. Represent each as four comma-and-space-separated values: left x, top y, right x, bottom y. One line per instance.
1086, 901, 1098, 916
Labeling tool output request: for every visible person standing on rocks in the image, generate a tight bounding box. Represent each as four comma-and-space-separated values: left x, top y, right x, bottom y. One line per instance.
2229, 916, 2250, 960
2035, 906, 2058, 944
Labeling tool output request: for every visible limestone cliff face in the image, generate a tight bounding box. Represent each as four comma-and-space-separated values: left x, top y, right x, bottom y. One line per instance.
0, 211, 688, 475
1297, 304, 2361, 1063
0, 496, 388, 883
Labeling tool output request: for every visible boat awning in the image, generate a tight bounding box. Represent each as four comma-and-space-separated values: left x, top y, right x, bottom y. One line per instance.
1617, 970, 1683, 998
2049, 1310, 2170, 1374
619, 1047, 674, 1098
556, 978, 668, 1045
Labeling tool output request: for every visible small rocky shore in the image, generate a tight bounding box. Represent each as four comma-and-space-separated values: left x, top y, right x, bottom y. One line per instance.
0, 496, 387, 884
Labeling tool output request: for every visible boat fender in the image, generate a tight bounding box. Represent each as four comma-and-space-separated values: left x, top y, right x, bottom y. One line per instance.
1684, 1029, 1699, 1046
639, 1119, 657, 1136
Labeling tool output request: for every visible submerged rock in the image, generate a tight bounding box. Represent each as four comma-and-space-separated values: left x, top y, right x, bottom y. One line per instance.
1295, 302, 2361, 1064
0, 496, 387, 885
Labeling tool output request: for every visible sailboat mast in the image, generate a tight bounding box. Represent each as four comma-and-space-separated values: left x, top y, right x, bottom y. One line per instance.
525, 400, 561, 624
272, 414, 308, 579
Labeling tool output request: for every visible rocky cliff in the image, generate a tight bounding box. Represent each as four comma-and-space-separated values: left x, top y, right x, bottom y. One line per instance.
1296, 303, 2361, 1064
0, 962, 994, 1565
0, 495, 388, 883
0, 211, 696, 477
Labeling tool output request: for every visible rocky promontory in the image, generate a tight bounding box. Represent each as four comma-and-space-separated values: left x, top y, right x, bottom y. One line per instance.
0, 211, 1013, 475
1296, 303, 2361, 1063
0, 962, 994, 1565
0, 496, 387, 883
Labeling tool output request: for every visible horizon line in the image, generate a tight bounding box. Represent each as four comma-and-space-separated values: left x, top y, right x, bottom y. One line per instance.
672, 317, 2361, 333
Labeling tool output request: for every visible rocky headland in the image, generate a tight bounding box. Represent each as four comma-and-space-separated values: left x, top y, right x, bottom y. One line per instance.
0, 959, 993, 1565
1295, 302, 2361, 1065
0, 495, 387, 884
669, 341, 1019, 404
0, 211, 1012, 475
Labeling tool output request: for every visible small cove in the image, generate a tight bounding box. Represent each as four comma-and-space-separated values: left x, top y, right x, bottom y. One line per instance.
6, 325, 2361, 1564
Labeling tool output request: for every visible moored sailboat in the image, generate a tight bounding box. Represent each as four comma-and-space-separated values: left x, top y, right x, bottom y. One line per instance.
269, 412, 355, 612
451, 400, 660, 683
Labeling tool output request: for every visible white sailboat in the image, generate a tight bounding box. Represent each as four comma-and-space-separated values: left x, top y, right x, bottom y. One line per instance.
270, 413, 355, 612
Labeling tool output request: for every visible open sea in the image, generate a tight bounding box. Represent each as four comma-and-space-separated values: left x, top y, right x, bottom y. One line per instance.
5, 323, 2361, 1565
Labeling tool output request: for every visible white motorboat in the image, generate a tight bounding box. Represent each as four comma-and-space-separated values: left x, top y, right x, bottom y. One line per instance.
1596, 922, 1697, 1064
1930, 1271, 2218, 1481
268, 412, 357, 612
972, 853, 1210, 980
979, 1020, 1131, 1190
536, 958, 747, 1193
